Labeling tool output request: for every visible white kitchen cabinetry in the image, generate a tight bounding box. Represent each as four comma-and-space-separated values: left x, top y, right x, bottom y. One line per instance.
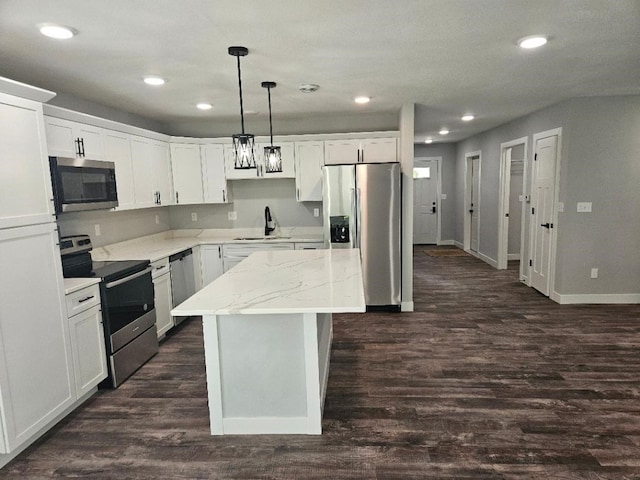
294, 141, 324, 202
104, 129, 135, 211
66, 284, 107, 397
224, 142, 295, 180
201, 144, 230, 203
0, 223, 75, 454
152, 258, 173, 339
324, 137, 397, 164
201, 245, 224, 286
222, 242, 294, 272
131, 136, 173, 208
44, 116, 106, 160
171, 143, 204, 205
0, 93, 54, 230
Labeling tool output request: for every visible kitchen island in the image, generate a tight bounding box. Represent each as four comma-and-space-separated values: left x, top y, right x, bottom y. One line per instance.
171, 248, 365, 435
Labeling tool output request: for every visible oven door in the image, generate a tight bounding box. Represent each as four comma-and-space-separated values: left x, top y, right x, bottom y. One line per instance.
50, 157, 118, 213
101, 266, 155, 354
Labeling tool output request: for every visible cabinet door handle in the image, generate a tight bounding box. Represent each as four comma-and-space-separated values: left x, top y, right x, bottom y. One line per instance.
218, 245, 221, 258
155, 265, 166, 271
176, 192, 179, 204
222, 189, 226, 202
75, 138, 82, 156
296, 188, 300, 201
80, 138, 86, 157
78, 295, 95, 303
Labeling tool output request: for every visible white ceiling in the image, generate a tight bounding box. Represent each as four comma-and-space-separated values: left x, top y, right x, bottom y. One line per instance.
1, 0, 639, 143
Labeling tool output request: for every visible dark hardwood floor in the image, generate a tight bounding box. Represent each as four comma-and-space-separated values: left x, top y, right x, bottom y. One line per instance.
2, 246, 640, 479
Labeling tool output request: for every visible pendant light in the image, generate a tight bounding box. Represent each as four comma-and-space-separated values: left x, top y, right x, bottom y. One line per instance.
228, 46, 256, 169
261, 81, 283, 174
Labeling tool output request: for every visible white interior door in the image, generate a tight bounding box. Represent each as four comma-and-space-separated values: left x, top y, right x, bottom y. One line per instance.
530, 134, 559, 295
413, 159, 438, 244
470, 156, 480, 253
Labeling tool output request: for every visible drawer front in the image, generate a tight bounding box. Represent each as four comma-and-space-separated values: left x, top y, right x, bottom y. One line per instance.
66, 284, 101, 317
151, 258, 170, 279
294, 242, 326, 250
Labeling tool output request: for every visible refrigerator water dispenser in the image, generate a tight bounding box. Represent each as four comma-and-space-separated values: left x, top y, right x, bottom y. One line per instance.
330, 216, 350, 243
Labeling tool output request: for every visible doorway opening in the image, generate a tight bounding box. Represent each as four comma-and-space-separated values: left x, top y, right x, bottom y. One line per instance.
413, 157, 441, 245
463, 151, 481, 255
497, 137, 528, 274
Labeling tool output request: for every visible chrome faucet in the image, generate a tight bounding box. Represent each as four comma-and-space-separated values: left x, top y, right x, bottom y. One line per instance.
265, 206, 276, 236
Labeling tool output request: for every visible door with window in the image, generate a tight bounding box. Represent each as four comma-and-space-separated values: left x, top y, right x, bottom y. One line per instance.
413, 159, 439, 244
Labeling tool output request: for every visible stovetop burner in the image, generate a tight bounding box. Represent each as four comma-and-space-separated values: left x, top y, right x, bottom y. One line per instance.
60, 234, 149, 282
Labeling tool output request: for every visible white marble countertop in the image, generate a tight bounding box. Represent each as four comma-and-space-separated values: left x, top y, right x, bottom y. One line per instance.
63, 277, 100, 295
91, 227, 324, 262
171, 249, 365, 315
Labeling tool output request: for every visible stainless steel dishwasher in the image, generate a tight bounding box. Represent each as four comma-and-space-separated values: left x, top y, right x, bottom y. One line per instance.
169, 248, 196, 325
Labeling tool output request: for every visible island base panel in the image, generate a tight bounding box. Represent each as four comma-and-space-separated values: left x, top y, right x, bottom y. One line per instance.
202, 312, 332, 435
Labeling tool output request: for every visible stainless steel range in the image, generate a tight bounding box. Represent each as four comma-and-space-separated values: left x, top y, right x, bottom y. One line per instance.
60, 235, 158, 388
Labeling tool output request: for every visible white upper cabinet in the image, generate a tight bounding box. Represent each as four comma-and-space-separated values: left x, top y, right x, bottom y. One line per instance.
295, 141, 324, 202
130, 136, 172, 208
44, 116, 106, 160
201, 144, 230, 203
225, 141, 295, 179
171, 143, 204, 205
152, 140, 172, 206
104, 129, 135, 211
324, 137, 397, 164
0, 93, 54, 229
130, 135, 155, 209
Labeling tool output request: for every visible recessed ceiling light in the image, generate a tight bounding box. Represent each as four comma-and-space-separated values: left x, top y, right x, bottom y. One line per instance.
439, 129, 450, 135
196, 103, 212, 110
517, 35, 548, 49
143, 76, 165, 86
39, 24, 77, 39
461, 114, 474, 122
354, 96, 370, 104
299, 84, 320, 93
425, 139, 433, 144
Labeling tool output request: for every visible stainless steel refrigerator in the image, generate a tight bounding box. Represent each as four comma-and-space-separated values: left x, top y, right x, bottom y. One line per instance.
323, 163, 401, 307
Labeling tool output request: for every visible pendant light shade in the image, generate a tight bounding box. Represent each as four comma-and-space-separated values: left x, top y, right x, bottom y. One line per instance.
228, 46, 256, 169
261, 81, 282, 174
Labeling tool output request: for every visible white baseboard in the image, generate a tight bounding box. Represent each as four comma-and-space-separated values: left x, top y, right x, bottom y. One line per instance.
551, 292, 640, 305
437, 239, 455, 246
507, 253, 520, 260
222, 416, 316, 435
478, 252, 498, 269
401, 301, 414, 312
454, 240, 464, 249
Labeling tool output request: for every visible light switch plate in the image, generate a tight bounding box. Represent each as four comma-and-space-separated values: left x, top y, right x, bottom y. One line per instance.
441, 193, 447, 200
577, 202, 592, 213
228, 211, 237, 221
557, 202, 564, 212
94, 224, 101, 236
313, 208, 320, 217
191, 212, 198, 221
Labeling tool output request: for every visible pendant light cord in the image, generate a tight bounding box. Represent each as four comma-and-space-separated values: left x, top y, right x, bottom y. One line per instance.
267, 86, 274, 147
236, 55, 245, 134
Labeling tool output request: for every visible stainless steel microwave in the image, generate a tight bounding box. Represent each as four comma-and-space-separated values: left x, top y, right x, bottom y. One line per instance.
49, 157, 118, 214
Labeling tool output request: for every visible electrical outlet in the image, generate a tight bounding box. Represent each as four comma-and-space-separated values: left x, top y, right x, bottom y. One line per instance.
557, 202, 564, 212
313, 208, 320, 217
590, 268, 598, 279
94, 224, 101, 236
577, 202, 592, 213
228, 211, 237, 221
191, 212, 198, 221
441, 193, 447, 200
155, 215, 160, 225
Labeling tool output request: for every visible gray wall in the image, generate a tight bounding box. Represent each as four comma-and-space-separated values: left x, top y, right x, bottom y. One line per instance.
169, 179, 322, 230
454, 95, 640, 297
165, 111, 399, 137
414, 143, 457, 242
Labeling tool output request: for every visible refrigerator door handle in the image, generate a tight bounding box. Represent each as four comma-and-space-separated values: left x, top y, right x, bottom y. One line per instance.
350, 187, 357, 249
355, 187, 362, 251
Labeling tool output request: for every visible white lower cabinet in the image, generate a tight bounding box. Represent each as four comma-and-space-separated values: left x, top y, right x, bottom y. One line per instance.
294, 242, 326, 250
66, 285, 107, 398
201, 245, 224, 286
152, 258, 173, 339
0, 223, 75, 455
